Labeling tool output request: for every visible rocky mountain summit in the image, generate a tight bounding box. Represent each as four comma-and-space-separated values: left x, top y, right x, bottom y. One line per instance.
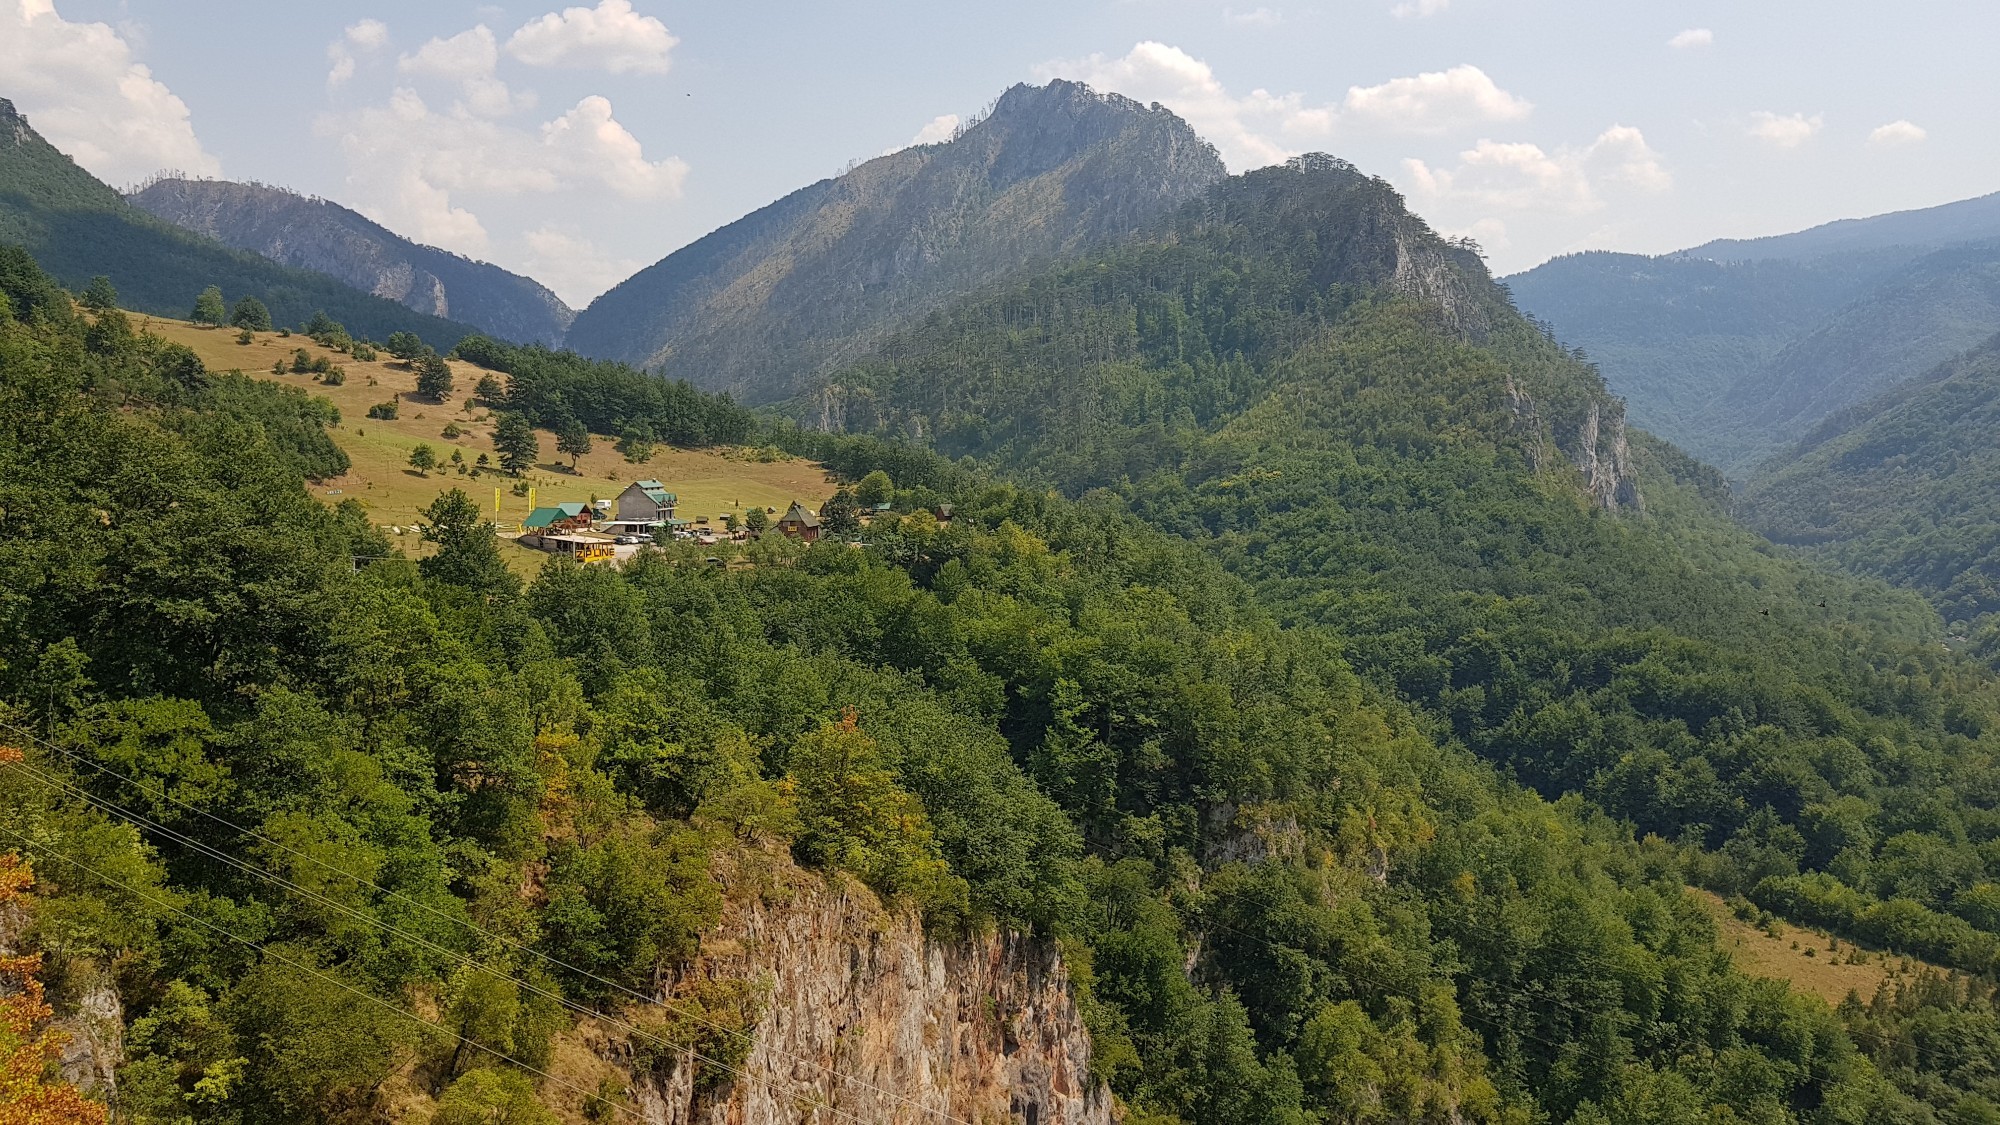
563, 79, 1227, 401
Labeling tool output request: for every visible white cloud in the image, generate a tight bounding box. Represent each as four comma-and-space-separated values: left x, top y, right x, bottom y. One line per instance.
1668, 28, 1714, 49
347, 18, 390, 50
1440, 216, 1509, 252
1224, 6, 1284, 27
506, 0, 677, 75
1037, 41, 1335, 169
1391, 0, 1449, 18
1747, 111, 1823, 149
398, 26, 531, 117
908, 114, 961, 146
327, 19, 390, 89
317, 89, 686, 257
1869, 119, 1927, 146
1341, 65, 1532, 135
0, 0, 220, 184
1403, 125, 1670, 213
521, 226, 645, 305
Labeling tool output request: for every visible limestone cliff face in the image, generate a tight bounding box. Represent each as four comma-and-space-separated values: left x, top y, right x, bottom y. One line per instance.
560, 857, 1112, 1125
126, 177, 575, 345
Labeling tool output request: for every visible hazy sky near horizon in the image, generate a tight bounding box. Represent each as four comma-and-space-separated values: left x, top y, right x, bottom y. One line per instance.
7, 0, 1995, 304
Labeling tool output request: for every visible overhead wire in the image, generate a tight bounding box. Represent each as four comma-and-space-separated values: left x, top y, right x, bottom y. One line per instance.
0, 722, 975, 1125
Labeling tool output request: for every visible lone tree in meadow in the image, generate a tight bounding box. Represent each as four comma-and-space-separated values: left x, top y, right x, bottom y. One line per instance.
190, 285, 226, 326
230, 295, 272, 331
415, 351, 454, 401
493, 412, 539, 476
408, 444, 438, 476
80, 275, 118, 311
556, 418, 592, 470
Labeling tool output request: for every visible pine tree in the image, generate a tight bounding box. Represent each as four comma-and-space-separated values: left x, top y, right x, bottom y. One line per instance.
493, 413, 539, 476
415, 352, 454, 401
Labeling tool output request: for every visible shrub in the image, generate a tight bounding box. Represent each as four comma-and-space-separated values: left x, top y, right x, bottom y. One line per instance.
367, 401, 399, 421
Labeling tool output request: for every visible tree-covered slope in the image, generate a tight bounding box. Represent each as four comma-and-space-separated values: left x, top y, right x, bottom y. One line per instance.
4, 242, 1990, 1125
1689, 189, 2000, 262
0, 98, 472, 349
800, 156, 2000, 1051
1741, 333, 2000, 633
128, 177, 574, 346
563, 80, 1226, 403
1501, 249, 1899, 452
1506, 238, 2000, 473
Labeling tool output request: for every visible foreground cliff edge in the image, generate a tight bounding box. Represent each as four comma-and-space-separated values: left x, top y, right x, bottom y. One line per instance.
554, 848, 1109, 1125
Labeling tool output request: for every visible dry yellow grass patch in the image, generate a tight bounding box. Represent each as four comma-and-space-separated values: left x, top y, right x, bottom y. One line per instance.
1693, 889, 1951, 1006
139, 316, 835, 575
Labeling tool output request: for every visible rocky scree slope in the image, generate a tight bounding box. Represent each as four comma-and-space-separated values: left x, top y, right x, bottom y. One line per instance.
127, 177, 575, 346
562, 79, 1226, 402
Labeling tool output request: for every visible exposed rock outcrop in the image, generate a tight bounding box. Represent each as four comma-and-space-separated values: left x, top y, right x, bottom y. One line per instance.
127, 177, 575, 345
559, 855, 1111, 1125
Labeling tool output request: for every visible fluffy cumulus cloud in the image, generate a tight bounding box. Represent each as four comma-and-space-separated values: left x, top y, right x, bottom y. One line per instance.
327, 18, 389, 88
1403, 125, 1670, 213
522, 226, 646, 305
1748, 111, 1823, 149
1869, 119, 1927, 146
317, 89, 684, 264
506, 0, 678, 74
1037, 44, 1529, 170
0, 0, 220, 184
1340, 65, 1532, 135
1668, 28, 1714, 49
908, 114, 961, 146
315, 4, 688, 303
398, 26, 533, 117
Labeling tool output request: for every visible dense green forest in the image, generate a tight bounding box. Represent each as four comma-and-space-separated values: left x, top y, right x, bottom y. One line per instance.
10, 237, 2000, 1123
0, 99, 472, 349
803, 156, 2000, 1003
1741, 333, 2000, 638
453, 333, 756, 450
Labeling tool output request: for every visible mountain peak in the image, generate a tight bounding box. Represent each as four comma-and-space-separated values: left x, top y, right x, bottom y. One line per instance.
564, 79, 1227, 401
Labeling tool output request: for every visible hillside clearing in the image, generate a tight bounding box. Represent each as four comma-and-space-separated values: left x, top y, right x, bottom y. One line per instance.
1693, 889, 1955, 1006
140, 316, 834, 571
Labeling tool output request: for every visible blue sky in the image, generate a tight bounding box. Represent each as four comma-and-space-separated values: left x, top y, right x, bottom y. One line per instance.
6, 0, 1996, 304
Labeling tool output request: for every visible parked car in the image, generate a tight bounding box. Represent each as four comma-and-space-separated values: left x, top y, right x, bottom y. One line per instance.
615, 535, 645, 545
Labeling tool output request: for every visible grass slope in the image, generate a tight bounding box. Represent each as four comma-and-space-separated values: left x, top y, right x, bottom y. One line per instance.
144, 317, 833, 572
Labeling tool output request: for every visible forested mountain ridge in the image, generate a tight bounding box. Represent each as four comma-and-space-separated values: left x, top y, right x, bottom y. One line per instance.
813, 154, 1639, 508
562, 79, 1227, 402
781, 151, 2000, 1119
0, 97, 472, 348
1690, 189, 2000, 261
1741, 332, 2000, 634
128, 177, 574, 346
11, 237, 2000, 1125
1508, 203, 2000, 473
